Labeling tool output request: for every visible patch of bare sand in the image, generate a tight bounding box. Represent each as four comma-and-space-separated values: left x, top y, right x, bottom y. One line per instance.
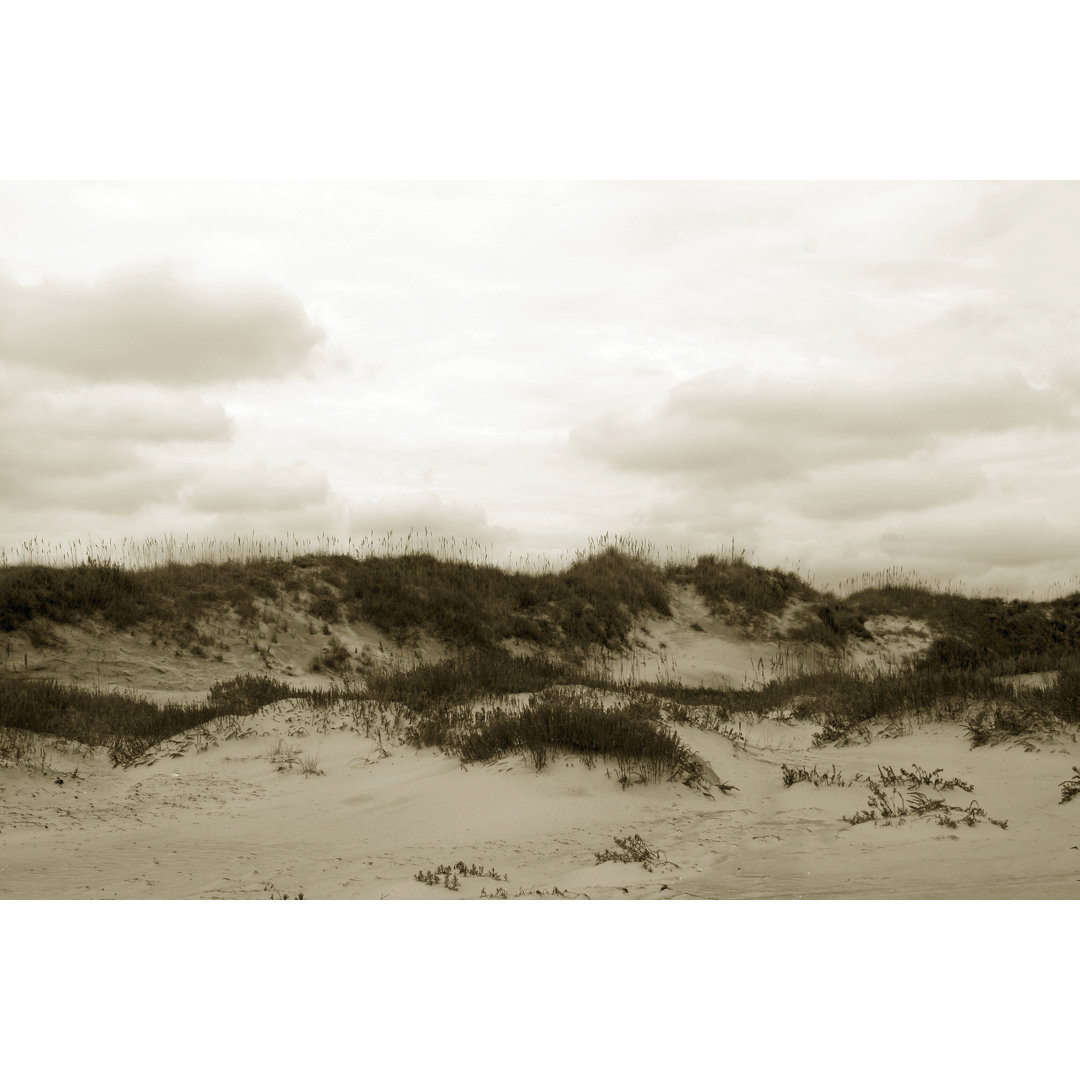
844, 614, 934, 670
609, 585, 790, 687
607, 589, 935, 690
2, 612, 448, 701
3, 698, 1079, 899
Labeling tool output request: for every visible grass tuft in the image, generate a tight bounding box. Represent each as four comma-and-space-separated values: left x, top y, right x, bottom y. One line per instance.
594, 834, 674, 872
449, 692, 698, 783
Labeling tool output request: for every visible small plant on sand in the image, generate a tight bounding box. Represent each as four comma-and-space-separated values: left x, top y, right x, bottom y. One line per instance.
448, 860, 507, 881
716, 723, 748, 749
300, 751, 324, 776
268, 738, 302, 771
1058, 766, 1080, 804
951, 800, 1009, 829
876, 764, 973, 793
864, 779, 909, 820
517, 885, 589, 898
415, 867, 461, 891
262, 881, 305, 899
416, 861, 507, 890
594, 834, 675, 873
781, 763, 849, 788
844, 770, 1006, 830
209, 713, 258, 740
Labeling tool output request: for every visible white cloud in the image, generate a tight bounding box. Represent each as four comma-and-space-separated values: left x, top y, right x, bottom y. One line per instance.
0, 266, 324, 385
345, 495, 518, 550
790, 460, 987, 522
0, 379, 231, 512
571, 372, 1077, 486
182, 464, 330, 515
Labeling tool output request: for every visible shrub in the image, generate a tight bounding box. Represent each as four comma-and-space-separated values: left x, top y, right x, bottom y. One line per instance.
669, 550, 817, 623
0, 673, 307, 767
365, 648, 578, 710
310, 636, 352, 674
451, 692, 698, 783
207, 674, 295, 714
965, 702, 1056, 747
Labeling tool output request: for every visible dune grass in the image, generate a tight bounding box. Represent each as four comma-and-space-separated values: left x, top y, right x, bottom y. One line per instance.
0, 541, 672, 654
407, 691, 700, 784
845, 572, 1080, 669
5, 639, 1080, 772
6, 536, 1080, 767
0, 673, 308, 766
363, 648, 583, 710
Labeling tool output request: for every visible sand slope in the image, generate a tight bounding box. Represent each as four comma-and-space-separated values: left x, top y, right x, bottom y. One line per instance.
4, 587, 1078, 900
4, 696, 1079, 899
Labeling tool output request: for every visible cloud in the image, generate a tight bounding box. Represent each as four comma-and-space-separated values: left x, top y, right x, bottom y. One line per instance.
867, 182, 1080, 384
182, 464, 330, 515
0, 380, 232, 512
0, 266, 325, 385
2, 467, 199, 515
879, 517, 1080, 571
571, 371, 1077, 487
346, 495, 517, 548
790, 460, 987, 522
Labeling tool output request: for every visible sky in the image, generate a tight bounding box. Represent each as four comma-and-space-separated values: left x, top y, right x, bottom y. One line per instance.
1, 180, 1078, 595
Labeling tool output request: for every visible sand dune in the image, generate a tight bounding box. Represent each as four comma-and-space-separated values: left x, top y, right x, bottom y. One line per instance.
4, 692, 1078, 900
4, 564, 1080, 900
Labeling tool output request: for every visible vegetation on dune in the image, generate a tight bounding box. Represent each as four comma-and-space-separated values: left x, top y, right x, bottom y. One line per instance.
663, 548, 874, 645
454, 693, 699, 783
0, 558, 293, 656
0, 660, 708, 787
5, 536, 1080, 771
1059, 767, 1080, 804
667, 550, 818, 621
840, 764, 1007, 830
4, 641, 1080, 777
0, 542, 673, 654
594, 834, 673, 871
0, 537, 881, 657
298, 544, 673, 650
6, 536, 1080, 664
401, 689, 703, 785
363, 648, 582, 711
0, 673, 306, 766
846, 576, 1080, 669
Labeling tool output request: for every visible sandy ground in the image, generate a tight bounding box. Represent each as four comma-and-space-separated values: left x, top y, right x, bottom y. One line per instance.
4, 593, 1078, 900
4, 695, 1079, 900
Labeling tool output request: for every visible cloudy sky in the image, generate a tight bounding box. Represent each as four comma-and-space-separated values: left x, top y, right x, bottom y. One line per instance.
1, 180, 1077, 594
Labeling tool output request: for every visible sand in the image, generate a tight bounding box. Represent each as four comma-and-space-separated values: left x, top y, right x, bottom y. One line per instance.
3, 589, 1079, 900
3, 693, 1079, 899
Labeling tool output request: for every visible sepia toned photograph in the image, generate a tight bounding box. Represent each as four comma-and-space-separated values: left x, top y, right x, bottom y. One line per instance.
5, 4, 1079, 1076
3, 179, 1079, 901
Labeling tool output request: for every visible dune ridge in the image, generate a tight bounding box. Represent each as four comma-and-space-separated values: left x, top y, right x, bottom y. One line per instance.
3, 541, 1079, 899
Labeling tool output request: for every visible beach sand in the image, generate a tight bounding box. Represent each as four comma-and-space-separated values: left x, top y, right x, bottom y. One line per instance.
4, 693, 1078, 899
